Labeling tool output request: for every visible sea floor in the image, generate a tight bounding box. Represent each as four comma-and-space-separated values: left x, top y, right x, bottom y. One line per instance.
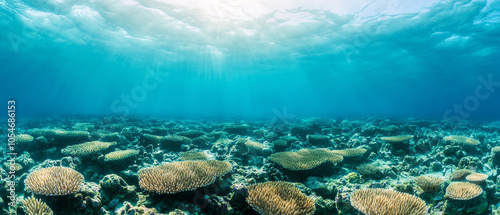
1, 116, 500, 215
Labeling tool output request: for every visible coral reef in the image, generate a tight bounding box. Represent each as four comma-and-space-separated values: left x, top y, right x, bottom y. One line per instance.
3, 116, 500, 214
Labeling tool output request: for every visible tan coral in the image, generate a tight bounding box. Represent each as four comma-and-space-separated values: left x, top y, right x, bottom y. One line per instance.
450, 169, 475, 181
350, 188, 428, 215
138, 160, 231, 194
61, 141, 116, 156
445, 182, 483, 200
245, 140, 264, 152
25, 166, 84, 196
331, 148, 367, 157
492, 146, 500, 154
142, 134, 164, 143
466, 173, 488, 184
269, 148, 343, 170
22, 196, 53, 215
3, 162, 22, 171
104, 149, 139, 161
443, 135, 480, 145
16, 134, 34, 144
414, 175, 445, 193
247, 181, 315, 215
380, 135, 414, 143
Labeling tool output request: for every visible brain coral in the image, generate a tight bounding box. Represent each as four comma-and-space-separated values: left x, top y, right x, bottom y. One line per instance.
350, 188, 428, 215
138, 160, 231, 194
443, 135, 480, 145
331, 148, 367, 157
414, 175, 445, 193
22, 196, 53, 215
104, 149, 139, 161
25, 166, 84, 196
380, 135, 414, 143
445, 182, 483, 200
247, 181, 315, 215
61, 141, 116, 156
269, 148, 343, 170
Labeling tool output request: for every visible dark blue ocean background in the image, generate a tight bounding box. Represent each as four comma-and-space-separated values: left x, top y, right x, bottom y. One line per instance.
1, 0, 500, 120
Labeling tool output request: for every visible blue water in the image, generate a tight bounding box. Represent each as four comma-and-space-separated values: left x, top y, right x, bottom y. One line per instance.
1, 0, 500, 120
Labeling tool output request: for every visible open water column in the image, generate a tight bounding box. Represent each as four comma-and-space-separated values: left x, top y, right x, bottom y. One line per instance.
1, 0, 500, 214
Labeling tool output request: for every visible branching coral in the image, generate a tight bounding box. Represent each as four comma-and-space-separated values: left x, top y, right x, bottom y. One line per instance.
466, 173, 488, 184
269, 148, 343, 170
16, 134, 34, 144
25, 166, 84, 196
380, 135, 414, 143
22, 196, 53, 215
445, 182, 483, 200
247, 181, 315, 215
104, 149, 139, 161
61, 141, 116, 156
138, 160, 231, 194
331, 148, 367, 157
414, 175, 445, 193
350, 189, 428, 215
179, 151, 208, 160
443, 135, 480, 145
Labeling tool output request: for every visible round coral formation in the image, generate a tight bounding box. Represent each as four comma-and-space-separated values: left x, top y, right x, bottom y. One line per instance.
16, 134, 34, 144
466, 173, 488, 184
25, 166, 84, 196
138, 160, 231, 194
350, 188, 428, 215
22, 196, 53, 215
445, 182, 483, 200
270, 148, 343, 170
414, 175, 445, 193
246, 181, 315, 215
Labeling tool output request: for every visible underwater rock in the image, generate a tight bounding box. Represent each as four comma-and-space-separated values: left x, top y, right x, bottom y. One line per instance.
360, 125, 380, 136
290, 125, 314, 140
192, 135, 215, 149
178, 130, 205, 139
160, 136, 192, 151
115, 201, 157, 215
223, 124, 251, 135
307, 135, 331, 147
